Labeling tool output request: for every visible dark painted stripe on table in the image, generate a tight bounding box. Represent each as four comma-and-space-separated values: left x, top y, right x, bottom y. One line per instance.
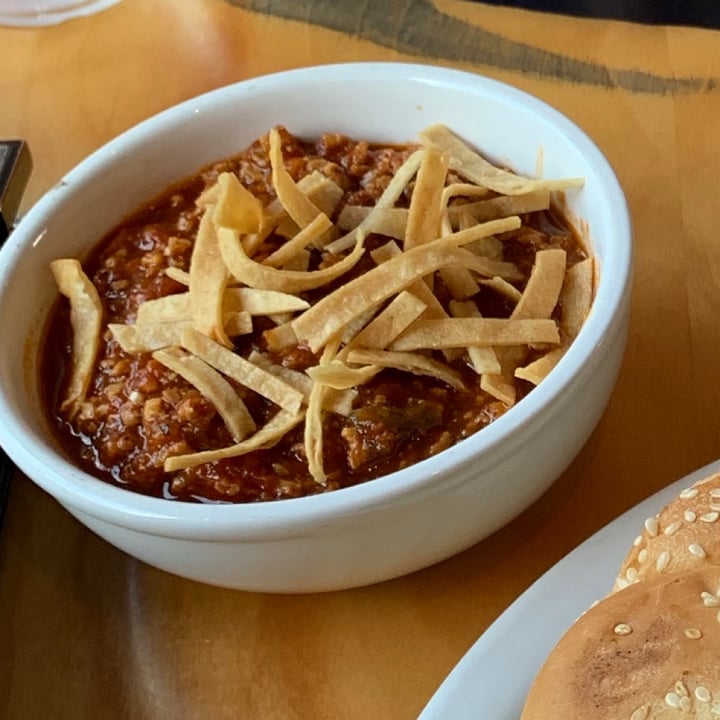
226, 0, 719, 95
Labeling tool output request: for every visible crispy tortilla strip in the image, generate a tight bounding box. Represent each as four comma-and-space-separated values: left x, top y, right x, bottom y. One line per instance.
464, 235, 504, 261
515, 346, 566, 385
348, 290, 427, 350
480, 276, 523, 303
391, 318, 560, 351
481, 373, 516, 406
304, 378, 327, 485
223, 311, 253, 337
262, 213, 333, 268
50, 258, 103, 416
449, 301, 502, 375
346, 349, 464, 390
560, 256, 594, 339
219, 225, 366, 293
223, 287, 309, 315
153, 347, 255, 442
420, 124, 584, 195
262, 321, 298, 351
337, 206, 408, 241
138, 289, 307, 323
293, 237, 519, 353
306, 360, 381, 390
213, 172, 263, 234
511, 248, 567, 320
136, 293, 189, 323
163, 409, 303, 472
269, 127, 324, 229
181, 327, 304, 413
165, 266, 190, 286
447, 189, 550, 225
404, 146, 449, 250
325, 149, 425, 254
189, 207, 231, 347
442, 215, 521, 248
109, 321, 190, 352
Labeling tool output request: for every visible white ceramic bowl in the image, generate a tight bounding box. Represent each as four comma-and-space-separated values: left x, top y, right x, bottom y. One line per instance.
0, 63, 632, 593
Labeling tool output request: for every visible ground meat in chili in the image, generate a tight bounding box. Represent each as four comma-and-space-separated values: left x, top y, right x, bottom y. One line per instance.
41, 127, 589, 504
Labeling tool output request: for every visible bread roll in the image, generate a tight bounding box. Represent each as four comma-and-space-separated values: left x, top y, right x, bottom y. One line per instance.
521, 565, 720, 720
613, 472, 720, 592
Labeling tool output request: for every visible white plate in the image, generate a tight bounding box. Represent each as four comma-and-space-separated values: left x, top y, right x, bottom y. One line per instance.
419, 457, 720, 720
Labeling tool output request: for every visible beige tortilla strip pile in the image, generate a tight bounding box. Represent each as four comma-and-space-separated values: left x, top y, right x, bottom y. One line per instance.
50, 123, 593, 485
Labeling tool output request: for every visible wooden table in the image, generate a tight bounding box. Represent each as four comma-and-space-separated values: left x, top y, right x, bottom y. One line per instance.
2, 1, 720, 717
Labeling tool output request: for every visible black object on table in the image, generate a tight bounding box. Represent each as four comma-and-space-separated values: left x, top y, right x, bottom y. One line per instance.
478, 0, 720, 29
0, 139, 32, 530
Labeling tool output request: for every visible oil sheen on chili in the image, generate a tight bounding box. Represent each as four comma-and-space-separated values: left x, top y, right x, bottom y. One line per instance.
41, 128, 588, 504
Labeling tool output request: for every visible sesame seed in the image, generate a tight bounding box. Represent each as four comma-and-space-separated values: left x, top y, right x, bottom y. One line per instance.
711, 488, 720, 498
696, 687, 711, 703
630, 706, 649, 720
616, 578, 629, 590
701, 512, 720, 523
626, 567, 639, 582
664, 521, 682, 535
656, 551, 671, 572
680, 487, 700, 499
712, 702, 720, 716
614, 623, 632, 635
680, 696, 692, 712
689, 543, 707, 559
633, 534, 643, 547
638, 548, 649, 564
676, 681, 689, 697
701, 591, 720, 607
710, 503, 720, 512
684, 628, 703, 639
644, 518, 659, 537
685, 510, 697, 523
665, 692, 681, 709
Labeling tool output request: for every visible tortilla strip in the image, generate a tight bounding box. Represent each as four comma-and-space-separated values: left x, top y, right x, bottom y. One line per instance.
304, 378, 327, 485
293, 236, 520, 353
269, 127, 324, 229
165, 266, 190, 286
511, 248, 567, 320
218, 225, 366, 293
447, 189, 550, 225
481, 373, 517, 406
109, 321, 190, 353
189, 207, 231, 347
515, 346, 566, 385
136, 293, 190, 323
181, 327, 304, 413
347, 290, 427, 350
560, 256, 594, 339
391, 318, 560, 351
404, 146, 449, 250
449, 301, 501, 375
223, 287, 309, 315
480, 276, 523, 303
420, 124, 584, 195
213, 172, 263, 234
442, 215, 521, 248
306, 360, 381, 390
262, 213, 333, 268
337, 206, 408, 241
153, 347, 256, 442
49, 258, 103, 416
163, 409, 304, 472
325, 149, 426, 254
346, 349, 464, 390
223, 311, 253, 337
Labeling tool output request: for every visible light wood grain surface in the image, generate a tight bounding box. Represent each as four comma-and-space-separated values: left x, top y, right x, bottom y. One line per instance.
2, 1, 720, 718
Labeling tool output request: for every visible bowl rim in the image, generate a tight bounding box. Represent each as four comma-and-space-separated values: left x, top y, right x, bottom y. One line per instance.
0, 61, 633, 538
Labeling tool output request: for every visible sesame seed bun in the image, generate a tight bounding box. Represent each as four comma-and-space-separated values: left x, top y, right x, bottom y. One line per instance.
521, 565, 720, 720
613, 472, 720, 592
